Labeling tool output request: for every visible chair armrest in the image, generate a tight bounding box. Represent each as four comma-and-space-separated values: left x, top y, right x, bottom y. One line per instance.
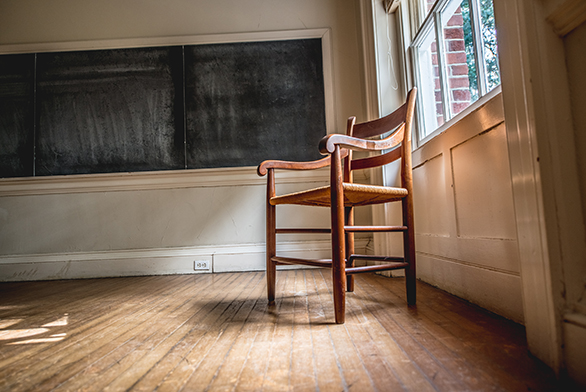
318, 124, 405, 154
257, 155, 333, 176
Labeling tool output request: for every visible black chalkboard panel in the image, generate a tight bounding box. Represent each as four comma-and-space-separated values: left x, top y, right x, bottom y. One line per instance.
0, 54, 35, 177
0, 37, 328, 178
185, 39, 326, 169
35, 47, 185, 175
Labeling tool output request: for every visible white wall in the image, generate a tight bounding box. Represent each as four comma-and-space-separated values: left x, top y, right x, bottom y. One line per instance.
0, 0, 371, 281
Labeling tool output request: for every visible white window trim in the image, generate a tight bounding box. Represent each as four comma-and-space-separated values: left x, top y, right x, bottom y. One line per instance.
409, 0, 500, 147
417, 83, 501, 146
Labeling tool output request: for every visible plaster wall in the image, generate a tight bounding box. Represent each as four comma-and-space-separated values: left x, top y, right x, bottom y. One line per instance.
0, 0, 370, 280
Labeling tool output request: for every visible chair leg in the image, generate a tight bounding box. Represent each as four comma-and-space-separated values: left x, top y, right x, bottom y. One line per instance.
332, 221, 346, 324
403, 195, 416, 306
266, 170, 276, 304
345, 207, 355, 292
331, 146, 346, 324
404, 228, 416, 305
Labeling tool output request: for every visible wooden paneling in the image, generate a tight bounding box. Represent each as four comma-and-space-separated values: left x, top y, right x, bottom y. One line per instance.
0, 271, 561, 391
413, 153, 451, 236
451, 124, 517, 240
410, 92, 522, 322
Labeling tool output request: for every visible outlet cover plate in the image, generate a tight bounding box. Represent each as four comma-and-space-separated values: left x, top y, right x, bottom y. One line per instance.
194, 260, 211, 271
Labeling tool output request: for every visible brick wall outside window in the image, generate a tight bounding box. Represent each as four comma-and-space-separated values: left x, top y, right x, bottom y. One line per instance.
428, 0, 472, 124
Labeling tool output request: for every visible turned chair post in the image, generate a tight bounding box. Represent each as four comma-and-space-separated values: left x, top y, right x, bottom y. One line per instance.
266, 168, 277, 303
345, 206, 355, 293
331, 145, 347, 324
343, 120, 355, 294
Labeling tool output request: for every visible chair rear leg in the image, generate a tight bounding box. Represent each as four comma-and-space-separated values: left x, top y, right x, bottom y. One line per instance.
404, 227, 416, 305
403, 196, 416, 306
345, 207, 355, 292
266, 170, 277, 303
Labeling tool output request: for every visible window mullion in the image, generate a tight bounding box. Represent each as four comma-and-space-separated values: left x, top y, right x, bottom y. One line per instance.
434, 10, 451, 121
410, 45, 425, 144
470, 0, 487, 96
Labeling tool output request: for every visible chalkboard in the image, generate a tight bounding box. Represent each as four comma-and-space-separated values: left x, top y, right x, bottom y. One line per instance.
36, 47, 185, 175
0, 54, 35, 177
185, 39, 326, 169
0, 37, 327, 178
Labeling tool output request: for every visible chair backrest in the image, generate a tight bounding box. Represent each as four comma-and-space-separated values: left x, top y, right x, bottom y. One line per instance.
344, 88, 417, 186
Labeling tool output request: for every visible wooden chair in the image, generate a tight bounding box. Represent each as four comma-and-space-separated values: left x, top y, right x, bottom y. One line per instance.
257, 88, 417, 324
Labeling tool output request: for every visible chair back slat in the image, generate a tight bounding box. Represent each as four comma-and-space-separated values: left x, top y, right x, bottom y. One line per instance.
351, 103, 407, 139
351, 145, 402, 171
346, 88, 417, 175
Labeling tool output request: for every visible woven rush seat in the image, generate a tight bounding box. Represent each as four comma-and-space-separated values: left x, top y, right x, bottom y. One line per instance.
270, 182, 409, 207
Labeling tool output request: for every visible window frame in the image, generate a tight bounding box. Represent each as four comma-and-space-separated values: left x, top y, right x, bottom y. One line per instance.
410, 0, 499, 145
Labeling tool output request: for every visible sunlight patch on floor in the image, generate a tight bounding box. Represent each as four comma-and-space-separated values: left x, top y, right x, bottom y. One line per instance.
0, 313, 69, 344
0, 328, 49, 340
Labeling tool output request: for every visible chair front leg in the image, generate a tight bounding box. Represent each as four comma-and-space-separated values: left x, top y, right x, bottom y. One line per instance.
331, 146, 346, 324
266, 169, 276, 303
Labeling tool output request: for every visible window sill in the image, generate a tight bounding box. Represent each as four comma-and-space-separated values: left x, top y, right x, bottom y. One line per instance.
417, 85, 502, 148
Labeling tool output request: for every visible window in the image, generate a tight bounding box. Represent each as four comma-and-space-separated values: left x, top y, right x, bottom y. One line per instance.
411, 0, 500, 141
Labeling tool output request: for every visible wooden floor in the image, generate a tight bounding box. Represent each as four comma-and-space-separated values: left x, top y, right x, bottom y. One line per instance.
0, 270, 562, 391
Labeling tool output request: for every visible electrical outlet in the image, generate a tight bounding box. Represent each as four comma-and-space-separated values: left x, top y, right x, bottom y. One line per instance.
194, 260, 210, 270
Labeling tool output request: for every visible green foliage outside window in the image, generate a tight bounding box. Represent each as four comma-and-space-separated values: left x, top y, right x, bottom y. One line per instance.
461, 0, 500, 100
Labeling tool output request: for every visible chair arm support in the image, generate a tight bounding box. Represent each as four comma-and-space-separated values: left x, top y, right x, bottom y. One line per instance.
257, 155, 333, 176
318, 124, 405, 154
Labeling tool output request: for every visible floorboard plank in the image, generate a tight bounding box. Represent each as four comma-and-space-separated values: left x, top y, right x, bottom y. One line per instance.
234, 266, 290, 392
261, 269, 296, 391
118, 273, 261, 392
362, 275, 556, 391
126, 274, 243, 392
178, 273, 266, 391
0, 270, 563, 392
290, 270, 318, 392
0, 275, 194, 390
343, 287, 409, 392
52, 274, 235, 392
315, 270, 377, 391
0, 276, 163, 365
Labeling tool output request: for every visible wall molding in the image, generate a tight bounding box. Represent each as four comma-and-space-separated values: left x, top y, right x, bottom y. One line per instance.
0, 165, 370, 197
547, 0, 586, 37
0, 239, 370, 282
0, 28, 331, 55
0, 166, 331, 197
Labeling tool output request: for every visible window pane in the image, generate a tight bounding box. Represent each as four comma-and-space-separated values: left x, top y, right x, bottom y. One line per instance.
410, 0, 502, 143
442, 0, 478, 117
417, 29, 444, 139
421, 0, 436, 20
479, 0, 500, 92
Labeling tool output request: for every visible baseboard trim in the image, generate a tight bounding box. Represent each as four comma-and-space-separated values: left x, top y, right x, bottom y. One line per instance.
563, 312, 586, 387
0, 239, 370, 282
416, 253, 524, 323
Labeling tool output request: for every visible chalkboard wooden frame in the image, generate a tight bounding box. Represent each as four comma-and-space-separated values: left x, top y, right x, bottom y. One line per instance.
0, 29, 335, 178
